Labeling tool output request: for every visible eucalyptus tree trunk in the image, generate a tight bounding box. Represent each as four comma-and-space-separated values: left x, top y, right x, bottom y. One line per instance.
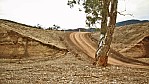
94, 0, 118, 66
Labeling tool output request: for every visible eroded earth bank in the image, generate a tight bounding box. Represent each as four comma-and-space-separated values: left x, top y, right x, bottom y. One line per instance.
0, 19, 149, 84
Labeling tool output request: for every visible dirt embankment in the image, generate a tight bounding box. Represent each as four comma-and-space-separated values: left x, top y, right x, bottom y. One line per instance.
0, 19, 67, 58
91, 22, 149, 63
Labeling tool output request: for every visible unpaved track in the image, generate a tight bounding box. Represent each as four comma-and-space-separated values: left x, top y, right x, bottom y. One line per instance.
69, 32, 149, 68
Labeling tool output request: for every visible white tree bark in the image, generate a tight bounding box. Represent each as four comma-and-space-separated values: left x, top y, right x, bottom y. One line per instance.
94, 0, 118, 66
95, 33, 105, 61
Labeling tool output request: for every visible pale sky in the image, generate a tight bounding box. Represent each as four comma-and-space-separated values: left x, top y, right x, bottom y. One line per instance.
0, 0, 149, 29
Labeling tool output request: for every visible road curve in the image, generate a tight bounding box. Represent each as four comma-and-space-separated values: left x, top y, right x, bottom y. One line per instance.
69, 32, 149, 68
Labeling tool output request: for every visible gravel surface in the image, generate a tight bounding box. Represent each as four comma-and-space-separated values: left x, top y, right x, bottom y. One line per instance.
1, 51, 149, 84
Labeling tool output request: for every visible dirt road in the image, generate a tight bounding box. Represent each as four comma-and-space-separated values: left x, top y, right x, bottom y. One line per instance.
69, 32, 149, 68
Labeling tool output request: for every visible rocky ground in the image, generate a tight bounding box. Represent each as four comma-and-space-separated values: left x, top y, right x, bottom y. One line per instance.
0, 51, 149, 84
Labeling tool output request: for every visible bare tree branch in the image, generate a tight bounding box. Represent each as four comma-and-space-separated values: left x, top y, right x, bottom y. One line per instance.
118, 11, 134, 17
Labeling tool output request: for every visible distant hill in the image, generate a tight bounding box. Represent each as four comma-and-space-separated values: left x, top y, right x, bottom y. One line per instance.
65, 28, 100, 32
116, 19, 149, 27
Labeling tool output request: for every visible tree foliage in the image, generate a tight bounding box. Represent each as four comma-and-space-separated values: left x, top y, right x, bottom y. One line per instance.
68, 0, 103, 27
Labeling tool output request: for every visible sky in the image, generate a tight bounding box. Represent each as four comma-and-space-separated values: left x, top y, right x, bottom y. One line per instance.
0, 0, 149, 29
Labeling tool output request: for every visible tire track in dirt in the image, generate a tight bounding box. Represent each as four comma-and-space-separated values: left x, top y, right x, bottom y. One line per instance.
78, 32, 119, 64
69, 32, 149, 69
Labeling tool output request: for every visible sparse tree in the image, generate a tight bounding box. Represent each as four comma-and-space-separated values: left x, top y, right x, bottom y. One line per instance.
53, 24, 60, 30
36, 24, 43, 29
47, 27, 53, 30
47, 24, 60, 30
68, 0, 118, 66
